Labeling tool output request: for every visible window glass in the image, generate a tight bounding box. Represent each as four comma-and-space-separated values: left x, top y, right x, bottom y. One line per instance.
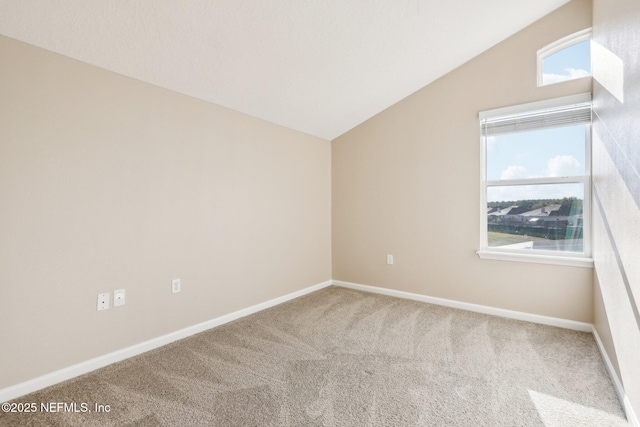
542, 40, 591, 85
487, 183, 584, 253
486, 125, 587, 181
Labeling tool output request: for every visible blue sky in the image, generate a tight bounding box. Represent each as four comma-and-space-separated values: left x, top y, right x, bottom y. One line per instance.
542, 40, 591, 84
487, 125, 586, 181
486, 124, 587, 202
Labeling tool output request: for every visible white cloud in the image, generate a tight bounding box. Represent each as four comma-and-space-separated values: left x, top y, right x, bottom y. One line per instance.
544, 155, 582, 177
500, 165, 527, 180
542, 68, 590, 85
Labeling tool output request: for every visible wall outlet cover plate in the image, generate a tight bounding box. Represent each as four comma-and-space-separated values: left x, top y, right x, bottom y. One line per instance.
172, 278, 181, 293
97, 293, 110, 311
114, 289, 125, 307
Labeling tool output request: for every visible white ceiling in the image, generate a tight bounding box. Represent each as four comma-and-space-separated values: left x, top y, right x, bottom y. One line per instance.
0, 0, 570, 140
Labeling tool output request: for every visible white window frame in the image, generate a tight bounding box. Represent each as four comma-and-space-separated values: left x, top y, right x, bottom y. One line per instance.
537, 28, 592, 87
477, 93, 593, 268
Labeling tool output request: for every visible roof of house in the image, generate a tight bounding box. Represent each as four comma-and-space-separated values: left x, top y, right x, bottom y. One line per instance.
520, 204, 563, 217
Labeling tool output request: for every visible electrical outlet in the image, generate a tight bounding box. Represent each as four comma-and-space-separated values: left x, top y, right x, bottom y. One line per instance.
97, 293, 110, 311
172, 278, 181, 294
114, 289, 125, 307
387, 254, 394, 265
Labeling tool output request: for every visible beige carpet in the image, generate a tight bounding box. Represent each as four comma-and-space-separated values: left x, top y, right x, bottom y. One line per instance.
0, 286, 628, 426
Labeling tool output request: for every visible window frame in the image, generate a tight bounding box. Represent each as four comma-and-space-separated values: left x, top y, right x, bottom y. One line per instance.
537, 28, 592, 87
477, 93, 593, 268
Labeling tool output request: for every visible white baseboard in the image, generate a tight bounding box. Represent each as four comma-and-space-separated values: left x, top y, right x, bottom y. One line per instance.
592, 328, 639, 427
0, 280, 332, 403
332, 280, 593, 332
592, 328, 626, 411
625, 396, 640, 427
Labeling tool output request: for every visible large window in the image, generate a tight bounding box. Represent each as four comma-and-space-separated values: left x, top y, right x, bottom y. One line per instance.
478, 94, 592, 267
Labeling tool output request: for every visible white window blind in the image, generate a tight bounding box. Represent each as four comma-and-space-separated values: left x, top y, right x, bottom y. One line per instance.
479, 93, 592, 136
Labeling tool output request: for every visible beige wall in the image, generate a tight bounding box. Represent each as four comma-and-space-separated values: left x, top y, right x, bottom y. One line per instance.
332, 0, 594, 322
0, 36, 331, 389
592, 0, 640, 417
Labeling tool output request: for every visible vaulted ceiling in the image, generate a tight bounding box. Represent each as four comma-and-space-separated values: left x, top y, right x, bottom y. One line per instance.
0, 0, 570, 140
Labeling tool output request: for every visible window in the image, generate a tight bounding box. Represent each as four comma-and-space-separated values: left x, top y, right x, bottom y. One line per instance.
538, 28, 591, 86
478, 94, 592, 267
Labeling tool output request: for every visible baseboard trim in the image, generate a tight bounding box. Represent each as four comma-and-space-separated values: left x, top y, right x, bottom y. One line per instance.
592, 328, 626, 410
592, 328, 639, 427
0, 280, 333, 403
332, 280, 593, 332
625, 396, 640, 427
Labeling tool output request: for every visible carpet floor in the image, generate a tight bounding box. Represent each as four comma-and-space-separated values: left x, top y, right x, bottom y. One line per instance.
0, 286, 628, 426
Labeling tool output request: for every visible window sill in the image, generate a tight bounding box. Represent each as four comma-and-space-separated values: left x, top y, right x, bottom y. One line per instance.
476, 250, 594, 268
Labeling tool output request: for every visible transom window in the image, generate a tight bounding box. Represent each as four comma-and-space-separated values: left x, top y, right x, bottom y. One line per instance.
538, 28, 591, 86
478, 94, 592, 267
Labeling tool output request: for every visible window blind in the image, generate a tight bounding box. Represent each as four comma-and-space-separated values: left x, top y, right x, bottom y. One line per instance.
481, 101, 591, 136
